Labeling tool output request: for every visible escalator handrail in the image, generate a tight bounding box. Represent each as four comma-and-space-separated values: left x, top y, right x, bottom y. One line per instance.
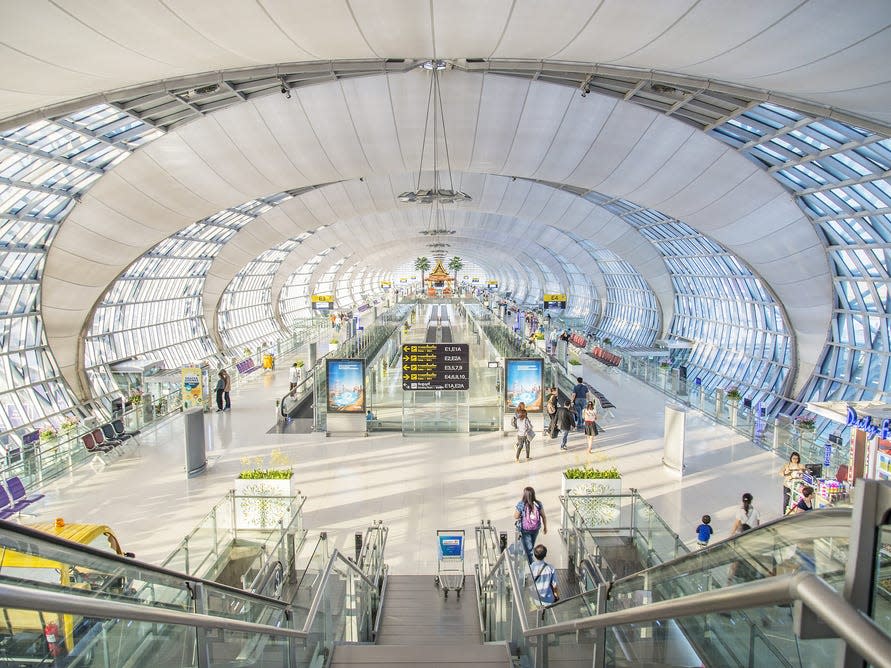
608, 506, 852, 588
522, 571, 891, 668
0, 580, 305, 640
0, 519, 290, 610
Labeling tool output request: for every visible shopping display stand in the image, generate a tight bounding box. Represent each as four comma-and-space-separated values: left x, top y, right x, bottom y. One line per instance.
433, 529, 465, 599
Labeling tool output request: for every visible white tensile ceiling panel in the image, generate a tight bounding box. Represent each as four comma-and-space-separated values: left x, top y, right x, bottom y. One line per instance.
41, 70, 832, 396
2, 2, 890, 126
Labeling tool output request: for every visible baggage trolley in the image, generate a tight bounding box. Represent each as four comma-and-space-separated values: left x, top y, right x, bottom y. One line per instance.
433, 529, 465, 599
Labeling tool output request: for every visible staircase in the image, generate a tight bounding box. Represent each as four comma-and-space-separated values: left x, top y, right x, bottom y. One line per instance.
330, 574, 511, 666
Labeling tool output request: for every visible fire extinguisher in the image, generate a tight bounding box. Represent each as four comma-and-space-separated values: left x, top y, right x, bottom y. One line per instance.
44, 621, 64, 658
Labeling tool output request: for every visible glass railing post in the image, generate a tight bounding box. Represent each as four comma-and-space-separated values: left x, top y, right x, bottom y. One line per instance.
594, 582, 608, 668
192, 581, 211, 668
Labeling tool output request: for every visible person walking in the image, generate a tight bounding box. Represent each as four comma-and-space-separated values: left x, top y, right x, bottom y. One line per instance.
221, 369, 231, 411
514, 408, 534, 462
779, 451, 806, 514
215, 371, 226, 412
571, 377, 589, 429
582, 400, 598, 453
288, 362, 301, 393
730, 493, 760, 535
555, 400, 576, 450
514, 487, 547, 564
546, 388, 559, 437
530, 544, 560, 605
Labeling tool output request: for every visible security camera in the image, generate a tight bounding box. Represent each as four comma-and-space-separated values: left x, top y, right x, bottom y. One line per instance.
280, 84, 291, 99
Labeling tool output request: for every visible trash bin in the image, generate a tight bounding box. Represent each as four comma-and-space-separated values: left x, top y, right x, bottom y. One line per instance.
262, 354, 274, 370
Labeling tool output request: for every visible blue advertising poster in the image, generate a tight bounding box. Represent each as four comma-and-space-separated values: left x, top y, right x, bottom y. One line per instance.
326, 359, 365, 413
505, 358, 544, 413
438, 532, 464, 559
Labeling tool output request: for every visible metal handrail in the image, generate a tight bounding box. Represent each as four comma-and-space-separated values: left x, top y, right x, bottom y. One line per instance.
0, 581, 305, 640
523, 572, 891, 668
0, 519, 289, 610
299, 548, 380, 634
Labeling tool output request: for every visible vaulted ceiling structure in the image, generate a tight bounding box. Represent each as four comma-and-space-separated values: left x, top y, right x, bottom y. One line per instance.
2, 1, 891, 438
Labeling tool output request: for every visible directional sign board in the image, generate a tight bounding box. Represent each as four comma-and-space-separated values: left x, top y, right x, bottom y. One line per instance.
402, 343, 470, 390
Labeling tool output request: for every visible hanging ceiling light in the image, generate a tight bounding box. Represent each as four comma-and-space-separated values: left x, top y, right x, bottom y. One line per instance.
398, 60, 472, 205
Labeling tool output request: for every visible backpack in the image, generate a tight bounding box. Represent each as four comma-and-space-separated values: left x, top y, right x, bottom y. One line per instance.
521, 503, 541, 531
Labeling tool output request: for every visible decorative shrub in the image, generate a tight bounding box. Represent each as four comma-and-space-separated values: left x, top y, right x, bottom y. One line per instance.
60, 418, 79, 432
725, 387, 742, 401
602, 338, 612, 345
238, 468, 294, 480
568, 355, 582, 366
39, 427, 57, 441
564, 465, 621, 480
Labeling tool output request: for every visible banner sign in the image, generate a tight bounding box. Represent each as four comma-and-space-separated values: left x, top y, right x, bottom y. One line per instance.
543, 293, 567, 309
326, 359, 365, 413
236, 358, 258, 374
504, 358, 544, 412
402, 343, 470, 390
181, 366, 204, 406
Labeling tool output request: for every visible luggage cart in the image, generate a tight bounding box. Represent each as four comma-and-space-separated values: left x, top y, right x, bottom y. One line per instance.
433, 529, 465, 599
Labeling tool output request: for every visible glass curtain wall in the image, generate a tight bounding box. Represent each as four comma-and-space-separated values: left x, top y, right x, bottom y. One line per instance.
708, 103, 891, 411
0, 104, 161, 447
279, 250, 331, 323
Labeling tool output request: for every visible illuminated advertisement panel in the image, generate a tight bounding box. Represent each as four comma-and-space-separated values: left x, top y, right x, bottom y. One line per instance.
505, 358, 544, 413
326, 359, 365, 413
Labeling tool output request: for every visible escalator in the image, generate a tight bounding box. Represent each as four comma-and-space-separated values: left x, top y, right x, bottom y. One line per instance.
0, 519, 389, 667
477, 500, 891, 667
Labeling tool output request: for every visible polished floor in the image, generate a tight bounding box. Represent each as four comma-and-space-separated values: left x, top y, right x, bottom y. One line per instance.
28, 310, 783, 576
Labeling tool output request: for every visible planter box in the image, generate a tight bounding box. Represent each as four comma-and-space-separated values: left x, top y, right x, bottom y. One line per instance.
234, 476, 296, 530
561, 475, 622, 529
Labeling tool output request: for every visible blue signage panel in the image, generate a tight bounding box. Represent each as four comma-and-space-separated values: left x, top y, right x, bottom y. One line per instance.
326, 359, 366, 413
438, 533, 464, 559
505, 358, 544, 413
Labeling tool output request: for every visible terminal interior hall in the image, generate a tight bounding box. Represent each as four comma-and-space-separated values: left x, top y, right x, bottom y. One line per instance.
0, 3, 891, 667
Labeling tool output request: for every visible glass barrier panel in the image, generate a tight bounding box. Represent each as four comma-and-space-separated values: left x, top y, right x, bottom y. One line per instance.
291, 535, 330, 626
202, 628, 290, 667
61, 618, 197, 668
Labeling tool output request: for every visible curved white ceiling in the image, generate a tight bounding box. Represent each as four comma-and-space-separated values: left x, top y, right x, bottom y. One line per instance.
3, 1, 890, 126
40, 68, 829, 398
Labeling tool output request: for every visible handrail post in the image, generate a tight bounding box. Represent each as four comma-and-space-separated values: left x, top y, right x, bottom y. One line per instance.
593, 583, 608, 668
192, 581, 211, 668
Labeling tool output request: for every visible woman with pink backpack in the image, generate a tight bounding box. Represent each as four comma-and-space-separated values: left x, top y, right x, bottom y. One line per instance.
514, 486, 548, 563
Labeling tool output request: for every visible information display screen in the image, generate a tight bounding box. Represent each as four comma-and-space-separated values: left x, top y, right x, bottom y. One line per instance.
505, 358, 544, 412
326, 359, 365, 413
402, 343, 470, 390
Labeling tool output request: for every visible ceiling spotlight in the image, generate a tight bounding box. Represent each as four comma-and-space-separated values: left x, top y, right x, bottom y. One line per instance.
579, 75, 592, 98
280, 80, 291, 99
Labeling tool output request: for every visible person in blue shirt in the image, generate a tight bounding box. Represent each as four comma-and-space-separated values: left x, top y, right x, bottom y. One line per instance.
570, 377, 588, 429
696, 514, 713, 548
530, 544, 560, 605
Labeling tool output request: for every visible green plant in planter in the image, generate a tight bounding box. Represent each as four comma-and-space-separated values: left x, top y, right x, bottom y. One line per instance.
534, 331, 545, 340
725, 387, 742, 401
39, 427, 57, 441
329, 337, 339, 345
60, 417, 79, 433
568, 355, 581, 366
564, 465, 621, 479
602, 338, 612, 345
238, 468, 294, 480
295, 360, 305, 368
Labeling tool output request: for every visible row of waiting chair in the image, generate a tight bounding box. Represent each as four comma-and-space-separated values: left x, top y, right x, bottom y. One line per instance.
81, 420, 140, 464
0, 476, 44, 519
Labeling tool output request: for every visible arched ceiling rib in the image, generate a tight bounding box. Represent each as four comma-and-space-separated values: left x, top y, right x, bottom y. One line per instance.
3, 1, 890, 128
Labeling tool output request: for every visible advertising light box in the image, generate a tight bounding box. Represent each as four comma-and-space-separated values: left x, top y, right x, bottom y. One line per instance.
505, 358, 544, 413
326, 359, 365, 413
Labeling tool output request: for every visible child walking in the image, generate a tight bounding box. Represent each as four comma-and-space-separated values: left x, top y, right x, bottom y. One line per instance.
696, 514, 713, 549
